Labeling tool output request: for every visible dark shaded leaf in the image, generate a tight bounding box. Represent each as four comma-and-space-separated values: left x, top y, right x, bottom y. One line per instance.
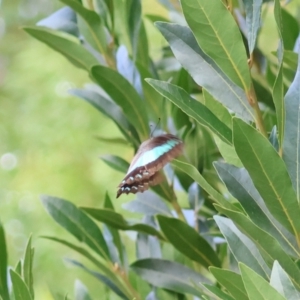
70, 88, 140, 147
130, 258, 209, 298
23, 26, 99, 70
81, 207, 165, 240
41, 195, 110, 260
157, 216, 220, 268
146, 79, 232, 145
100, 155, 129, 174
91, 65, 149, 140
67, 259, 129, 300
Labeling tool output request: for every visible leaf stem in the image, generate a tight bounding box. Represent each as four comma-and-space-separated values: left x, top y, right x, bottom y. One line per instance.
171, 196, 186, 222
247, 85, 267, 137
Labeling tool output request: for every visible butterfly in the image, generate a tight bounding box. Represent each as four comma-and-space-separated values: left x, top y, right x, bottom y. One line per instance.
116, 133, 183, 198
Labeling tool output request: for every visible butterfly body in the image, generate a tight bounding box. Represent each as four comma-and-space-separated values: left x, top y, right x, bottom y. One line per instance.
117, 134, 183, 198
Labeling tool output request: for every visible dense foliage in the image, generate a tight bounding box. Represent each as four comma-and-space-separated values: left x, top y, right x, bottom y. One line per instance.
1, 0, 300, 299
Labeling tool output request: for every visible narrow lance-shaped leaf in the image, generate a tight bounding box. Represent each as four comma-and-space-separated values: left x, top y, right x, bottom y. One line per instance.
180, 0, 251, 91
81, 207, 165, 240
155, 22, 254, 122
23, 237, 34, 299
157, 216, 221, 268
172, 159, 237, 210
202, 284, 235, 300
10, 270, 33, 300
215, 205, 300, 289
243, 0, 263, 54
103, 194, 124, 266
70, 87, 140, 148
23, 27, 99, 70
273, 0, 285, 150
91, 66, 149, 140
233, 118, 300, 241
130, 258, 210, 298
283, 46, 300, 200
146, 79, 232, 145
67, 259, 129, 300
209, 267, 248, 300
214, 216, 270, 279
239, 263, 285, 300
100, 155, 129, 174
214, 162, 299, 257
37, 7, 79, 37
60, 0, 107, 55
41, 195, 110, 260
270, 261, 300, 300
0, 220, 9, 300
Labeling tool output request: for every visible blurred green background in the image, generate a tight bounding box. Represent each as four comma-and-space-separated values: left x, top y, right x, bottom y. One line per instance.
0, 0, 169, 298
1, 0, 299, 298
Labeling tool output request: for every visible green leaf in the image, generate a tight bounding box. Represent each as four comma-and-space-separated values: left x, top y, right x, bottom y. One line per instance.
10, 270, 33, 300
233, 118, 300, 240
130, 258, 209, 298
215, 205, 300, 289
242, 0, 263, 54
214, 216, 270, 279
281, 8, 299, 51
112, 0, 131, 54
41, 236, 117, 280
91, 65, 149, 140
60, 0, 107, 54
70, 88, 140, 147
270, 261, 300, 300
181, 0, 251, 91
171, 159, 234, 209
23, 237, 34, 298
214, 162, 299, 257
209, 267, 248, 300
128, 0, 141, 59
202, 89, 232, 129
146, 79, 232, 145
157, 216, 220, 268
74, 280, 92, 300
37, 7, 78, 37
239, 263, 285, 300
283, 47, 300, 200
41, 195, 110, 260
23, 26, 98, 70
214, 137, 243, 167
100, 155, 129, 174
136, 62, 163, 121
0, 221, 9, 300
103, 193, 124, 265
202, 284, 235, 300
67, 259, 129, 300
81, 207, 165, 240
155, 22, 254, 121
122, 192, 172, 216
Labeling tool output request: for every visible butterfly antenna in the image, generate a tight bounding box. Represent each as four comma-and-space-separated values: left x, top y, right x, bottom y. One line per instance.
150, 118, 161, 137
